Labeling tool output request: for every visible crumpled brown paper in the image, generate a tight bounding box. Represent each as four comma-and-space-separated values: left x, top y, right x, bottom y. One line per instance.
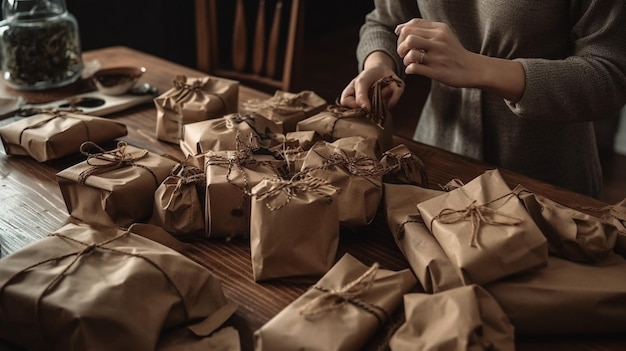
383, 183, 464, 293
417, 169, 548, 285
0, 109, 127, 162
380, 144, 429, 188
242, 90, 327, 133
301, 136, 384, 228
389, 285, 515, 351
0, 222, 237, 351
155, 75, 238, 143
56, 141, 179, 227
254, 253, 417, 351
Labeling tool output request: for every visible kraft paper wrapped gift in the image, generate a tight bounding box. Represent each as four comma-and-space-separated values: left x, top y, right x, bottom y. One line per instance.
250, 176, 340, 281
417, 169, 548, 285
0, 109, 127, 162
253, 253, 417, 351
383, 183, 464, 293
380, 144, 429, 188
0, 222, 237, 351
205, 147, 283, 238
514, 185, 619, 263
242, 90, 327, 133
155, 75, 239, 144
485, 253, 626, 336
389, 285, 515, 351
180, 112, 284, 163
301, 136, 384, 228
56, 141, 179, 228
151, 162, 206, 238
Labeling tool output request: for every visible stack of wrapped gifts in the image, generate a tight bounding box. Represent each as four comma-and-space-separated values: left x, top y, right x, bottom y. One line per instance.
1, 74, 626, 350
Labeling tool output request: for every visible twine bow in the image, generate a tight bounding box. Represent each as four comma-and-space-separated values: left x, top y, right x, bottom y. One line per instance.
299, 262, 389, 325
326, 152, 387, 177
170, 75, 227, 116
431, 193, 522, 248
77, 141, 157, 185
254, 176, 338, 211
326, 103, 369, 137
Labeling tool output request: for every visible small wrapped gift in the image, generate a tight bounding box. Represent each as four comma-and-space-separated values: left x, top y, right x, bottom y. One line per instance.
383, 183, 464, 293
486, 253, 626, 336
0, 222, 237, 351
514, 185, 619, 263
250, 176, 340, 281
380, 144, 429, 188
0, 108, 127, 162
180, 112, 284, 164
205, 144, 283, 238
56, 141, 179, 228
155, 75, 239, 143
389, 285, 515, 351
269, 131, 321, 177
301, 136, 384, 228
151, 160, 206, 238
242, 90, 327, 133
254, 253, 417, 351
417, 169, 548, 285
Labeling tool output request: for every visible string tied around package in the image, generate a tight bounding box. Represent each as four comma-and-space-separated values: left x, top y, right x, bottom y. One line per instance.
431, 192, 522, 248
299, 262, 389, 325
326, 152, 388, 178
396, 213, 425, 240
254, 176, 339, 211
77, 141, 158, 186
170, 75, 227, 116
18, 108, 88, 146
326, 102, 369, 138
381, 147, 429, 188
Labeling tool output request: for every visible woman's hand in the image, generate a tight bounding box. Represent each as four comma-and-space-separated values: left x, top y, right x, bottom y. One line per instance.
396, 18, 525, 102
340, 51, 405, 111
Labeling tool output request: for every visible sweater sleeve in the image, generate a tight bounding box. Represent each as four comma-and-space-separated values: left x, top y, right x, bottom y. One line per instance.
506, 0, 626, 122
356, 0, 420, 76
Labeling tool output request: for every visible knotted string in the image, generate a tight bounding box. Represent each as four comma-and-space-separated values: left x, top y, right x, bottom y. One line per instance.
77, 141, 158, 186
325, 103, 369, 138
396, 213, 425, 240
430, 192, 522, 248
0, 229, 190, 344
299, 262, 389, 325
369, 75, 403, 129
254, 176, 338, 211
170, 75, 227, 116
381, 148, 429, 187
325, 152, 388, 177
18, 108, 89, 146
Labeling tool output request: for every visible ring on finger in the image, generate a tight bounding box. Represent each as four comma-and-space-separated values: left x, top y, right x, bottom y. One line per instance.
418, 49, 426, 64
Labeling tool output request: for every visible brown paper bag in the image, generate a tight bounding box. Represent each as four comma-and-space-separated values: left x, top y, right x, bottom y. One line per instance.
417, 169, 548, 285
380, 144, 429, 188
155, 75, 239, 143
253, 253, 417, 351
180, 113, 284, 164
0, 109, 127, 162
56, 141, 179, 227
383, 183, 464, 293
250, 177, 340, 281
151, 162, 206, 238
486, 253, 626, 336
0, 222, 237, 351
205, 147, 283, 238
242, 90, 327, 133
514, 185, 619, 263
390, 285, 515, 351
301, 136, 384, 228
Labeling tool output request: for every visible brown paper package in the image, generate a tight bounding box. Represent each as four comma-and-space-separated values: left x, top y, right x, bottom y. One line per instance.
254, 253, 417, 351
380, 144, 429, 188
249, 177, 340, 281
56, 142, 179, 228
417, 169, 548, 285
155, 75, 238, 144
0, 222, 237, 351
389, 285, 515, 351
0, 110, 127, 162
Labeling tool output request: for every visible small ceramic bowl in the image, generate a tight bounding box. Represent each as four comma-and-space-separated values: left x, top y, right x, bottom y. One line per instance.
92, 66, 147, 96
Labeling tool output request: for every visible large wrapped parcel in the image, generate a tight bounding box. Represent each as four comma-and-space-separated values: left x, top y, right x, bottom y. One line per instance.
0, 223, 237, 351
254, 253, 416, 351
0, 109, 127, 162
56, 141, 178, 227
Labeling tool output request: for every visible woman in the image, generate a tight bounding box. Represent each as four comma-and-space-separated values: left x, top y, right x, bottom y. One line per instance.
340, 1, 626, 198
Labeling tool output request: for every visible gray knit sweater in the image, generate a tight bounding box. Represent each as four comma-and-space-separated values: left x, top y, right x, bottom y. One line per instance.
357, 0, 626, 198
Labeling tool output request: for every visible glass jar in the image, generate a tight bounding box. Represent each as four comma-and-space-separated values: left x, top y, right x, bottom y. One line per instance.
0, 0, 83, 90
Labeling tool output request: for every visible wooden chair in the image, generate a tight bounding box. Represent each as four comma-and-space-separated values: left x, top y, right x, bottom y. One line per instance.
194, 0, 304, 94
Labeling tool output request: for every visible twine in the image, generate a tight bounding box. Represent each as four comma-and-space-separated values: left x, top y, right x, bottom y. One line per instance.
382, 149, 429, 187
325, 152, 388, 178
299, 262, 389, 325
18, 108, 89, 146
430, 192, 522, 248
395, 213, 425, 240
77, 141, 158, 186
369, 76, 403, 129
324, 104, 369, 138
254, 176, 338, 211
170, 75, 228, 117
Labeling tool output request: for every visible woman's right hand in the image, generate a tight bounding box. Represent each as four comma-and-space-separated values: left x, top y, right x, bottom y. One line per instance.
339, 51, 404, 111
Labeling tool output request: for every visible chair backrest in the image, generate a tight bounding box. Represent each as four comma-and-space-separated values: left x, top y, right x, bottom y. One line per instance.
194, 0, 304, 94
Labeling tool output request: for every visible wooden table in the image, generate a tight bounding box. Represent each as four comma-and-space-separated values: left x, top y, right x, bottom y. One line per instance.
1, 46, 624, 350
